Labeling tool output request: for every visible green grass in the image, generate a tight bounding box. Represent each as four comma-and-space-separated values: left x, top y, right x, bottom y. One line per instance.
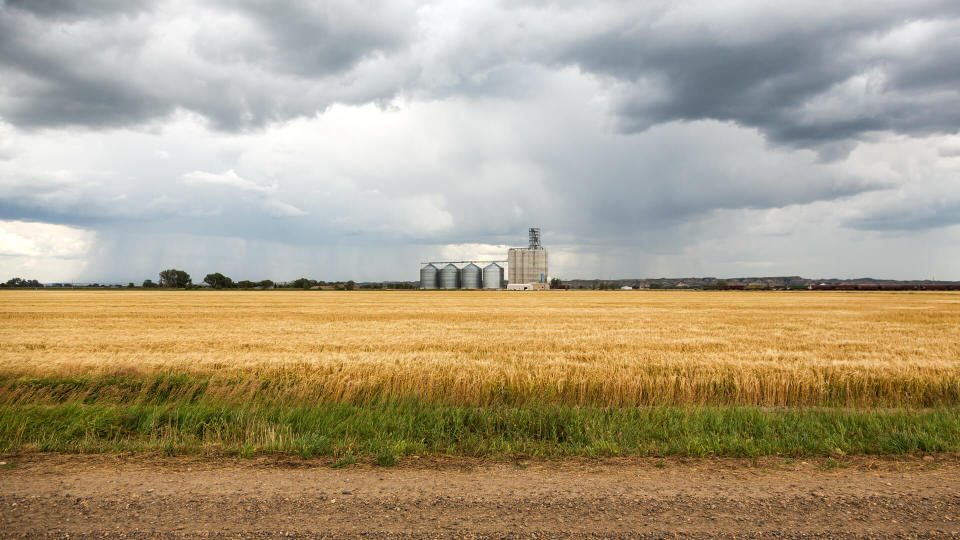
2, 373, 957, 459
1, 400, 958, 458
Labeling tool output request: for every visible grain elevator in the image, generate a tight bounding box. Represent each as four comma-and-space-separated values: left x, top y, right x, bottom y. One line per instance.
419, 228, 548, 290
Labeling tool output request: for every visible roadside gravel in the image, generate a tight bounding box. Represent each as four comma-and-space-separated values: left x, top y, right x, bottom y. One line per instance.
1, 454, 958, 538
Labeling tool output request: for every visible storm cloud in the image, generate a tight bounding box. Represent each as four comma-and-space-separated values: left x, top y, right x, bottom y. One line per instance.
0, 0, 958, 282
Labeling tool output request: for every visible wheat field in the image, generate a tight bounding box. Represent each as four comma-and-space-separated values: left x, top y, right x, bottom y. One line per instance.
2, 289, 958, 408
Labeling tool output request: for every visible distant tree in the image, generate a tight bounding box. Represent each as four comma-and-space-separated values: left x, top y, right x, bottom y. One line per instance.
257, 279, 274, 289
345, 280, 355, 291
235, 280, 256, 289
203, 272, 234, 289
549, 277, 562, 289
3, 277, 42, 288
158, 269, 191, 288
649, 282, 662, 289
126, 283, 135, 288
291, 277, 316, 289
142, 279, 158, 288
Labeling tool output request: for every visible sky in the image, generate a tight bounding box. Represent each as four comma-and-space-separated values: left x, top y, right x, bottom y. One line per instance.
1, 0, 959, 283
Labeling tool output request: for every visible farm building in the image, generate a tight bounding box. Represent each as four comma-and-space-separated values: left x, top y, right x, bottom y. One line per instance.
419, 228, 549, 290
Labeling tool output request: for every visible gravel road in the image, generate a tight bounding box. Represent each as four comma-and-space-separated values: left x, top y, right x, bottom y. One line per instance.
1, 454, 958, 538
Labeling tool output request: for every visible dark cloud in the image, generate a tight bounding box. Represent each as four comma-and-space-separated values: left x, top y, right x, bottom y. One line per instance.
0, 8, 169, 128
2, 0, 155, 20
0, 71, 171, 130
0, 0, 415, 130
517, 120, 887, 239
1, 0, 959, 148
551, 2, 960, 153
218, 1, 417, 77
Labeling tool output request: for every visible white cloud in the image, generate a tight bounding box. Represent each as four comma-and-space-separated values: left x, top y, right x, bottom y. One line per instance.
262, 199, 307, 217
0, 220, 95, 282
437, 243, 512, 262
0, 220, 94, 258
182, 169, 276, 193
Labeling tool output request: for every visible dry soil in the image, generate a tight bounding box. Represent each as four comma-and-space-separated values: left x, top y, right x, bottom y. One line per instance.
2, 454, 959, 538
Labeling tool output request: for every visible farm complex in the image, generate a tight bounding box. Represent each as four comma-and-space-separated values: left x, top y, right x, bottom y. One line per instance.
419, 228, 548, 290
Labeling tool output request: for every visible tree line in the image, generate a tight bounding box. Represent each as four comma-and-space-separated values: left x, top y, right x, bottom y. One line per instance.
148, 268, 355, 289
152, 269, 415, 290
1, 277, 42, 288
4, 269, 411, 290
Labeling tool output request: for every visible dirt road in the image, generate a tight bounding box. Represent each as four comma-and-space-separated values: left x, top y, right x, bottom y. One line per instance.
1, 454, 959, 538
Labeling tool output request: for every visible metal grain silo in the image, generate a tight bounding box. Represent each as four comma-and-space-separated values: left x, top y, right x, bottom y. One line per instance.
461, 263, 481, 289
419, 264, 439, 289
439, 263, 460, 289
482, 263, 504, 289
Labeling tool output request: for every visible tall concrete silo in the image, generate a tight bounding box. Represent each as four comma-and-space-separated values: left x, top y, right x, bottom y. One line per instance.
482, 263, 504, 289
419, 264, 439, 289
507, 227, 548, 285
439, 263, 460, 289
461, 263, 482, 289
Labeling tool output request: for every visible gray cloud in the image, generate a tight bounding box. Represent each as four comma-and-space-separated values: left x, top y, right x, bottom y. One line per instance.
937, 142, 960, 158
845, 185, 960, 231
216, 1, 417, 77
2, 1, 960, 282
0, 0, 416, 130
0, 8, 171, 128
1, 0, 958, 149
847, 203, 960, 231
0, 102, 888, 248
2, 0, 155, 20
548, 2, 960, 153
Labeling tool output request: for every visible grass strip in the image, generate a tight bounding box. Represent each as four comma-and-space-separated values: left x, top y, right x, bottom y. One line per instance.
3, 372, 959, 408
1, 402, 957, 459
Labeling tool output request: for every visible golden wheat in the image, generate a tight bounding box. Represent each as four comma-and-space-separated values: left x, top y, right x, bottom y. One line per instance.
1, 290, 958, 406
